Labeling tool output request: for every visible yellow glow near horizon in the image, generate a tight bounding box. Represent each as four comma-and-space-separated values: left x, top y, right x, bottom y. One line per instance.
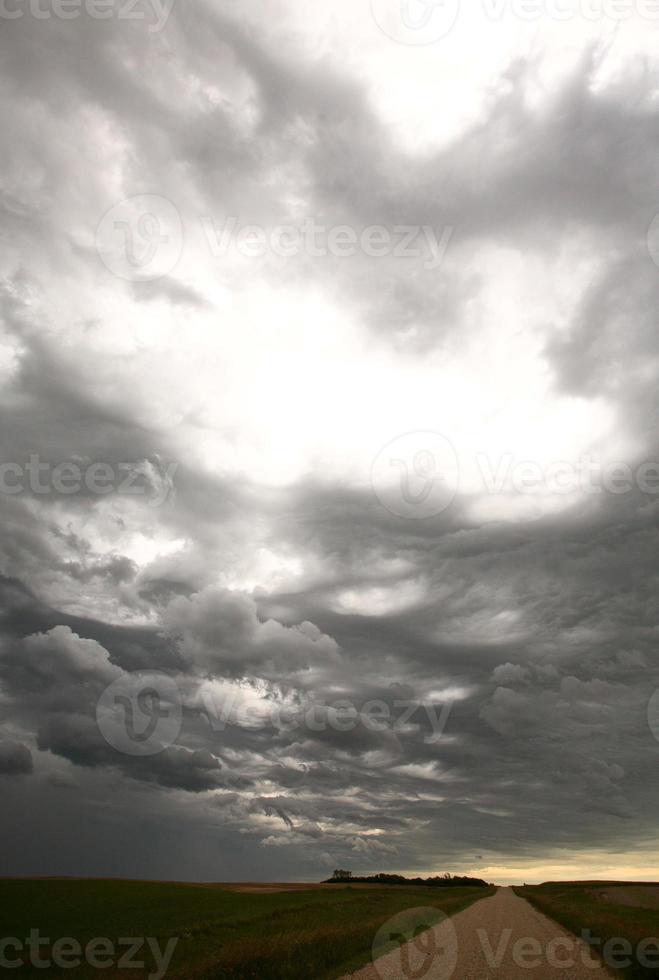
393, 851, 659, 885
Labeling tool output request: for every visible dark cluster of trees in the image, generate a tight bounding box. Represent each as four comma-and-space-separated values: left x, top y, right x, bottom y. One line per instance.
325, 870, 489, 887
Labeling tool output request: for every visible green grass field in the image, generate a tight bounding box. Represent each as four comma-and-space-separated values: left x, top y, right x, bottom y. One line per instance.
514, 881, 659, 980
0, 879, 493, 979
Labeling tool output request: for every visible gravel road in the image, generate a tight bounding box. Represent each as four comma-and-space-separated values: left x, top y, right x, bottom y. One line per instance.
342, 886, 615, 979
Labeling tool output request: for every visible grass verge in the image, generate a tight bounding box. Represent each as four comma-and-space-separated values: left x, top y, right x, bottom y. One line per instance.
515, 881, 659, 979
0, 878, 494, 979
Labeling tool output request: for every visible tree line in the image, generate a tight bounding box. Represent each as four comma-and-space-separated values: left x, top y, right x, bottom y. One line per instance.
324, 870, 489, 887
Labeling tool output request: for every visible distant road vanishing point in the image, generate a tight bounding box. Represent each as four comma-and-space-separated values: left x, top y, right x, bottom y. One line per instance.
344, 886, 614, 979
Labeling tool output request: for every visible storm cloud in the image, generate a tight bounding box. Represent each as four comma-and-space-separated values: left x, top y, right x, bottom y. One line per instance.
1, 0, 659, 884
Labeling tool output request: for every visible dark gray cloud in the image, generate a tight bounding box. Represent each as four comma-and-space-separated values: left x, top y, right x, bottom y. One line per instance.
0, 740, 33, 777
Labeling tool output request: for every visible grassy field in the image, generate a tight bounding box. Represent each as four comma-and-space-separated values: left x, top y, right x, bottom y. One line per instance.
0, 878, 493, 979
514, 881, 659, 979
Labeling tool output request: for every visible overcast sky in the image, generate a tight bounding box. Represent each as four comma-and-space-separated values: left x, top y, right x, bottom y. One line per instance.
1, 0, 659, 886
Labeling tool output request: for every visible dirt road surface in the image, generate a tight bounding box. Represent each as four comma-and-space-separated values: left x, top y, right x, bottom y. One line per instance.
343, 886, 614, 979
